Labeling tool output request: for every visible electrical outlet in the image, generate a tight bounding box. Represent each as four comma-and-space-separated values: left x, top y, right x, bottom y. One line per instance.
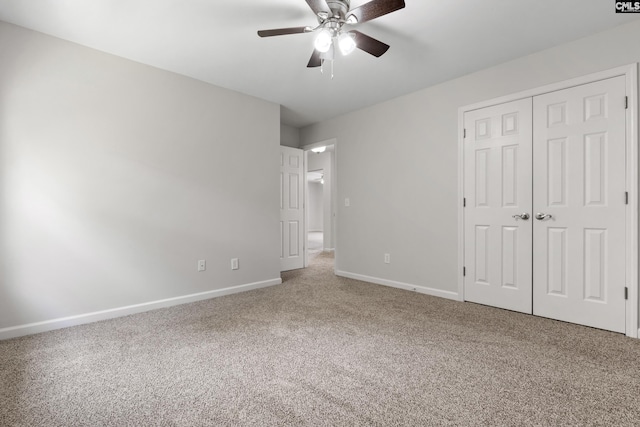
384, 253, 391, 264
198, 260, 206, 272
231, 258, 239, 270
345, 198, 350, 207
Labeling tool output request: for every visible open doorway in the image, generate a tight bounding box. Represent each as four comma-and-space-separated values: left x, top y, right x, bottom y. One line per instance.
304, 143, 335, 267
306, 169, 324, 260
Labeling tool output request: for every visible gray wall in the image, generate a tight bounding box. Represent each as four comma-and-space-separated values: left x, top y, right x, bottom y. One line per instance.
301, 20, 640, 300
0, 22, 281, 330
307, 181, 324, 232
280, 124, 300, 148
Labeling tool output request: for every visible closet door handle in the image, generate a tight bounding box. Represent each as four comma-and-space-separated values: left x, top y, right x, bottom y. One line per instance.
512, 213, 530, 220
535, 213, 553, 221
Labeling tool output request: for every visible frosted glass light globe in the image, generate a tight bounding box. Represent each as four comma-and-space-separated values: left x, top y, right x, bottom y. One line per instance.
338, 32, 356, 55
314, 29, 333, 53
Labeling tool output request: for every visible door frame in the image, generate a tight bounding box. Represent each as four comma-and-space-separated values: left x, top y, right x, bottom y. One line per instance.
457, 64, 639, 338
301, 138, 338, 273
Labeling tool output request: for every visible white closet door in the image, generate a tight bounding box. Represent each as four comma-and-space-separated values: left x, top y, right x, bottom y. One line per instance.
464, 98, 533, 314
532, 76, 627, 333
280, 146, 305, 272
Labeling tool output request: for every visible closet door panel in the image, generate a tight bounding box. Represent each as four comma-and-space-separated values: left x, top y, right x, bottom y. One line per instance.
532, 76, 627, 333
463, 98, 533, 314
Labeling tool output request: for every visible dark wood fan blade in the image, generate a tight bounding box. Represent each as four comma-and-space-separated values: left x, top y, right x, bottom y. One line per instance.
352, 31, 390, 57
307, 49, 322, 68
347, 0, 405, 24
258, 27, 311, 37
305, 0, 331, 16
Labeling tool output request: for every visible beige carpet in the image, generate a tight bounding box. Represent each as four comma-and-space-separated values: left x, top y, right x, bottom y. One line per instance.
1, 252, 640, 426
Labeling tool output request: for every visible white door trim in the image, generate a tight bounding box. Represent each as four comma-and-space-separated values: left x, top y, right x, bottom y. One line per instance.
303, 149, 309, 268
458, 64, 639, 338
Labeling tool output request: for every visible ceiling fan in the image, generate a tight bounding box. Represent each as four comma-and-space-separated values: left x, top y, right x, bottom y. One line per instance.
258, 0, 405, 69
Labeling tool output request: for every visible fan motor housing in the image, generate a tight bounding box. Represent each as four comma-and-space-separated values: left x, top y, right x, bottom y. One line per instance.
326, 0, 350, 19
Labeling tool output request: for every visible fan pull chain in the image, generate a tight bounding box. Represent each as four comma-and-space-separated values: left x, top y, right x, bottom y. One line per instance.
319, 59, 334, 79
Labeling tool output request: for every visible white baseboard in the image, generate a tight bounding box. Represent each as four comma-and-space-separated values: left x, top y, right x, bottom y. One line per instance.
336, 270, 459, 301
0, 278, 282, 341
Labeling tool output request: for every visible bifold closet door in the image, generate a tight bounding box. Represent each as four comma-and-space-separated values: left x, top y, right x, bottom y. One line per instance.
532, 76, 627, 333
463, 98, 533, 314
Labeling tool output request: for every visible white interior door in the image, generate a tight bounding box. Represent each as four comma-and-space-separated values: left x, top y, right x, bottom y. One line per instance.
464, 98, 533, 314
532, 76, 627, 333
280, 146, 305, 272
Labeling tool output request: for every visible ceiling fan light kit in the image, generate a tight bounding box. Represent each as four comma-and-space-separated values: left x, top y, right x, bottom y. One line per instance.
338, 32, 357, 55
257, 0, 405, 76
314, 29, 333, 53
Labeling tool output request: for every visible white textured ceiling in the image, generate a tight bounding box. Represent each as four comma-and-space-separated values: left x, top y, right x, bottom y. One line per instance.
0, 1, 637, 128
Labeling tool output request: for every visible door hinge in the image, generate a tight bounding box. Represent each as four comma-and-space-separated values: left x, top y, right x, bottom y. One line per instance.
625, 191, 629, 205
625, 96, 628, 110
463, 198, 466, 207
463, 128, 466, 138
463, 267, 466, 277
625, 287, 629, 300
